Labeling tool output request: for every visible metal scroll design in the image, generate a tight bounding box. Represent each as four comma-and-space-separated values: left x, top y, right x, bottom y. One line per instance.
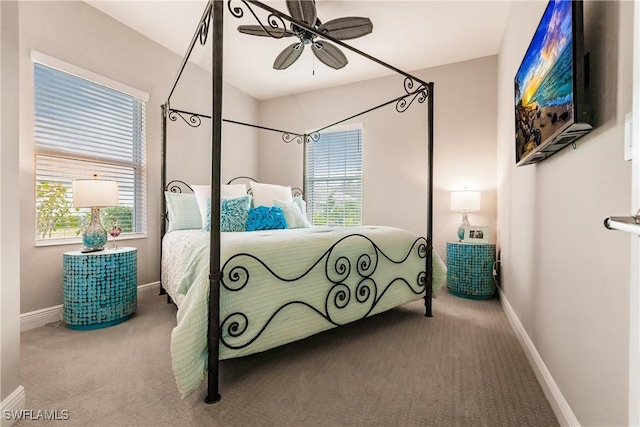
219, 234, 428, 350
228, 0, 288, 39
396, 77, 429, 113
168, 110, 203, 128
282, 133, 319, 144
282, 133, 303, 144
305, 132, 320, 144
165, 180, 193, 194
199, 3, 213, 46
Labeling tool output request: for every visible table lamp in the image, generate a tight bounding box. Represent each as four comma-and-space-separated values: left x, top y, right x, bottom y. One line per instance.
72, 175, 119, 252
450, 190, 481, 241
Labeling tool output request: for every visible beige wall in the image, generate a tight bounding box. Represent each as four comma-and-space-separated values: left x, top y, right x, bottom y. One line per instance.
166, 82, 259, 187
258, 56, 498, 260
18, 1, 259, 313
497, 1, 634, 425
1, 0, 23, 405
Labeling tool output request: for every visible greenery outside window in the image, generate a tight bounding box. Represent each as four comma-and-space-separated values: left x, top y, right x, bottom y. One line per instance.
305, 125, 363, 226
33, 52, 148, 244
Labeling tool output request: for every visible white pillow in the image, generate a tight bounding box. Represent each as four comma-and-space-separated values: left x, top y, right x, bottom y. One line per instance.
292, 195, 308, 218
250, 182, 292, 207
192, 184, 247, 226
222, 184, 248, 198
164, 192, 202, 232
273, 199, 310, 228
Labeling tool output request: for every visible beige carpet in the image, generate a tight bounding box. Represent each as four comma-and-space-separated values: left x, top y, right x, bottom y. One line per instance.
18, 288, 559, 427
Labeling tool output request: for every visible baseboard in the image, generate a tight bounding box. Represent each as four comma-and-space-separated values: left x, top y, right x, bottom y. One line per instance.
498, 289, 581, 427
0, 386, 25, 427
20, 281, 161, 332
137, 281, 161, 298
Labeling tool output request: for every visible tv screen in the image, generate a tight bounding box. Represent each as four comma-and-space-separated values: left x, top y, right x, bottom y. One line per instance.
514, 0, 592, 166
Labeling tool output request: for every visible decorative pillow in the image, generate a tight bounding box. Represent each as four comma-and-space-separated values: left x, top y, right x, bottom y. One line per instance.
246, 206, 287, 231
293, 195, 312, 227
164, 191, 202, 232
202, 195, 251, 232
249, 182, 292, 207
292, 195, 309, 219
273, 199, 310, 228
192, 184, 247, 228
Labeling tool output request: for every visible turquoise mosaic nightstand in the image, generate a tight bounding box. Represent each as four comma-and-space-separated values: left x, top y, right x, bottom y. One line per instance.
63, 247, 137, 330
446, 242, 496, 300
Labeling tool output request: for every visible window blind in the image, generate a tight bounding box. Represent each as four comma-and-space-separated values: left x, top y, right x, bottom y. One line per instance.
305, 127, 362, 226
34, 62, 146, 241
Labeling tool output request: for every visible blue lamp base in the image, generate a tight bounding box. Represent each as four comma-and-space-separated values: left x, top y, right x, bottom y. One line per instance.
82, 207, 107, 251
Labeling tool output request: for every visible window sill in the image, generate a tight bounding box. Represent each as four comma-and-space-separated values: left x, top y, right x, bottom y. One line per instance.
35, 233, 147, 248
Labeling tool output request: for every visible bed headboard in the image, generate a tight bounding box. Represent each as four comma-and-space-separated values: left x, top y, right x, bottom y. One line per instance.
225, 176, 303, 198
162, 177, 304, 229
163, 177, 303, 197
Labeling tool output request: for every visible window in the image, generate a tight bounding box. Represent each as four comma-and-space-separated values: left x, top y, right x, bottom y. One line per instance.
33, 53, 147, 243
305, 125, 362, 226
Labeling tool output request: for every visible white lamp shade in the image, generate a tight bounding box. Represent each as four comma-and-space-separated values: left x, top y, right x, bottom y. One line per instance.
72, 179, 119, 208
450, 190, 481, 212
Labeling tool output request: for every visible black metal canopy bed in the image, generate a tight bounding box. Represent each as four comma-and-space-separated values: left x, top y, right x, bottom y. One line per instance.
161, 0, 438, 403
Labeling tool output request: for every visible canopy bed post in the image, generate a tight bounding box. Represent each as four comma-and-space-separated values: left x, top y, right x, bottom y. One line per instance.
205, 0, 224, 405
302, 134, 308, 199
425, 82, 434, 317
160, 103, 168, 296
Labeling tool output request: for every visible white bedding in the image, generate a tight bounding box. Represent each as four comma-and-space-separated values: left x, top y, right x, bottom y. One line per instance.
162, 229, 206, 307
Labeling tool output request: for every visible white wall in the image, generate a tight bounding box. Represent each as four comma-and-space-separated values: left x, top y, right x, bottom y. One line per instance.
18, 1, 259, 313
258, 56, 498, 260
497, 1, 634, 425
1, 0, 23, 408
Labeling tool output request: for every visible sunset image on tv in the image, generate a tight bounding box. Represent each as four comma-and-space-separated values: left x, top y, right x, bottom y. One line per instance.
515, 0, 573, 163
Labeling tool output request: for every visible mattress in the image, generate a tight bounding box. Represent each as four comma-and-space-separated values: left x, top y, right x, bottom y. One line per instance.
163, 226, 446, 397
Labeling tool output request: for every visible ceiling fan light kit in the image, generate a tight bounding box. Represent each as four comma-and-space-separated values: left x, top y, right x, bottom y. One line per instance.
237, 0, 373, 70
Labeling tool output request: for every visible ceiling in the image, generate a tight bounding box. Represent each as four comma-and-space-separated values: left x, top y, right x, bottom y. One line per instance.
85, 1, 512, 100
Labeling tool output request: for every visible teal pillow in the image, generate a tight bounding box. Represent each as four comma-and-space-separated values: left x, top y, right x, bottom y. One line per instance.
164, 191, 202, 232
202, 195, 251, 232
246, 206, 288, 231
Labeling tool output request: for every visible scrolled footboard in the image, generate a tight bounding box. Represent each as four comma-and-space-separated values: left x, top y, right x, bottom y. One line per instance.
219, 233, 427, 352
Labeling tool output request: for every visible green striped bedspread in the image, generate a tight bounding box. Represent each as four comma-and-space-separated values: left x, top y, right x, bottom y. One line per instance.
165, 226, 446, 397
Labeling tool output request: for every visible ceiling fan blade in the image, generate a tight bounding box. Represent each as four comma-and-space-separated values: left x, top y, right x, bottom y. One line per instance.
273, 43, 304, 70
286, 0, 317, 25
237, 25, 293, 38
318, 17, 373, 40
312, 41, 348, 69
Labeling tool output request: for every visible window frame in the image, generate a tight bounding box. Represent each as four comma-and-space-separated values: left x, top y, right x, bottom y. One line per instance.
32, 51, 149, 246
304, 123, 363, 227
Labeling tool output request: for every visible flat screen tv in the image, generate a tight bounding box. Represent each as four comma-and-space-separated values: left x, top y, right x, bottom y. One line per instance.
514, 0, 592, 166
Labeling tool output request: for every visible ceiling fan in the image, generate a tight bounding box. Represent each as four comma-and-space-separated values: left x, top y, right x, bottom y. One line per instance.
237, 0, 373, 70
